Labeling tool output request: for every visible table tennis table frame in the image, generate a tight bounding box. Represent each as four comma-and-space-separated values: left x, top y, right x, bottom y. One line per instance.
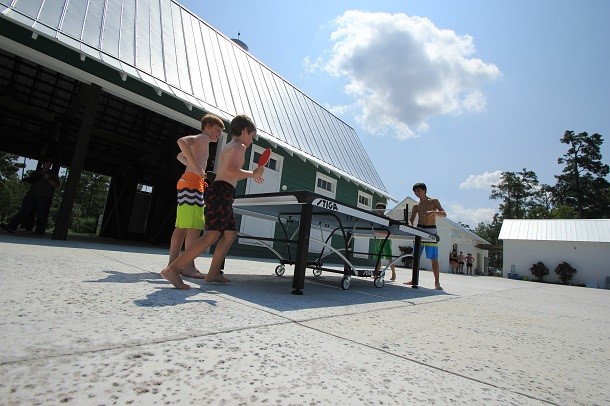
233, 190, 438, 295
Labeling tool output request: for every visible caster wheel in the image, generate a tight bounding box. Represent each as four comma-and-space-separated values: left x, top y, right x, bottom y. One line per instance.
374, 277, 384, 288
275, 264, 285, 276
341, 276, 351, 290
313, 268, 322, 276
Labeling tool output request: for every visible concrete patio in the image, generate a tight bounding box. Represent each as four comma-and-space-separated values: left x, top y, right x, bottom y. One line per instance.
0, 233, 608, 405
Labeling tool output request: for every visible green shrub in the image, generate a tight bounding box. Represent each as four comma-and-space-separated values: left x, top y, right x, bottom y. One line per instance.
529, 261, 549, 282
554, 261, 577, 284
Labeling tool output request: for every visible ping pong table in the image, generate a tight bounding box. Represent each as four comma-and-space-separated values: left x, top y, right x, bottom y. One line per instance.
233, 190, 438, 295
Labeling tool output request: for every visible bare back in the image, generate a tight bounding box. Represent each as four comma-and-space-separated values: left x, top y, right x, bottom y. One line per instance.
179, 133, 211, 175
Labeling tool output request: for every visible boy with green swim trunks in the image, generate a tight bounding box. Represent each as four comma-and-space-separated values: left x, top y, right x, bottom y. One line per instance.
168, 114, 225, 279
373, 202, 397, 281
405, 182, 446, 290
161, 115, 265, 289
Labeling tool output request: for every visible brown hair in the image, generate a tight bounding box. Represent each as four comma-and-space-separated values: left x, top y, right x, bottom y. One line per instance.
200, 114, 225, 132
230, 114, 256, 136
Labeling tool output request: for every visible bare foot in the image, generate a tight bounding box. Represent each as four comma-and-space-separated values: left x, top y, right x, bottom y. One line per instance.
390, 272, 396, 281
204, 274, 231, 284
435, 284, 443, 290
403, 280, 413, 285
181, 268, 206, 279
161, 267, 191, 290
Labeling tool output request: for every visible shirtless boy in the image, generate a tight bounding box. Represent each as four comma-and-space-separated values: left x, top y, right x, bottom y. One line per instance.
169, 114, 225, 279
161, 115, 264, 289
405, 182, 446, 290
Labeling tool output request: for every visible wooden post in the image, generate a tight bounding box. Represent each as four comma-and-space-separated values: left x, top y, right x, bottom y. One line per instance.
52, 83, 101, 240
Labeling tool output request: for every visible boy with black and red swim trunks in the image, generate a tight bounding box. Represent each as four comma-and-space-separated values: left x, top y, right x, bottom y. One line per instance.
161, 115, 264, 289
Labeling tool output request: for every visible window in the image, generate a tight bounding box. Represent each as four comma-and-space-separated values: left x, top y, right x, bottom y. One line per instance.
252, 150, 277, 171
315, 172, 336, 198
357, 191, 372, 210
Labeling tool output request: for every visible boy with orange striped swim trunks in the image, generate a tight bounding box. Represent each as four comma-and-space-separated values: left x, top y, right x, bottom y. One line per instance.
404, 182, 446, 290
168, 114, 225, 279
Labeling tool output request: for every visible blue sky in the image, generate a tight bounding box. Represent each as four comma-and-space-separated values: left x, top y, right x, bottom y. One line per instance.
178, 0, 609, 227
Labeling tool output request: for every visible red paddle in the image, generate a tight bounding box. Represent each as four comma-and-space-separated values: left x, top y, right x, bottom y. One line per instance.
258, 148, 271, 167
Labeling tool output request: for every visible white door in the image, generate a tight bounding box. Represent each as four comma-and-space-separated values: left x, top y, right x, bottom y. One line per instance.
239, 146, 283, 245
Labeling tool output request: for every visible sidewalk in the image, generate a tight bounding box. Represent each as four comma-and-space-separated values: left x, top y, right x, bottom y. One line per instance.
0, 233, 609, 405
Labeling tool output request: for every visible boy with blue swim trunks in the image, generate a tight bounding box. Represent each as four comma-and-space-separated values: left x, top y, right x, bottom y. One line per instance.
404, 182, 446, 290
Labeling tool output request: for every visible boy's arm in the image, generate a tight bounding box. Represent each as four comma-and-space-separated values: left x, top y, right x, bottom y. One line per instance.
434, 199, 447, 218
409, 204, 418, 226
221, 145, 264, 183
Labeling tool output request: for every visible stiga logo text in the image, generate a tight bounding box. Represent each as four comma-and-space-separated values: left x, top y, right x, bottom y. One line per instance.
316, 199, 338, 211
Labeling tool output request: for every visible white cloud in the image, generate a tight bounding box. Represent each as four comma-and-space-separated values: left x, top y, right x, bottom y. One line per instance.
448, 204, 496, 228
317, 11, 500, 139
325, 103, 352, 116
460, 171, 502, 190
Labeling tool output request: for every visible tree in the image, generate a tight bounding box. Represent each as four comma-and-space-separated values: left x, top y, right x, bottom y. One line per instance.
490, 169, 540, 219
554, 131, 609, 218
48, 169, 110, 233
474, 213, 503, 270
0, 153, 28, 222
0, 152, 25, 182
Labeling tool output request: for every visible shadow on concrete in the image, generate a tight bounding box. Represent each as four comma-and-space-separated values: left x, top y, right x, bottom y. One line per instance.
179, 272, 448, 312
134, 286, 219, 308
0, 232, 167, 255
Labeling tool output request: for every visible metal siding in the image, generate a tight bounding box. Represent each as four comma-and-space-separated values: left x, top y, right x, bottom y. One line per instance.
500, 219, 610, 242
219, 39, 245, 116
260, 68, 290, 144
304, 96, 335, 165
291, 91, 324, 161
191, 20, 213, 103
158, 0, 178, 87
173, 7, 191, 93
118, 0, 135, 66
283, 85, 315, 154
0, 0, 389, 197
272, 75, 302, 150
205, 29, 233, 115
100, 0, 122, 58
181, 12, 204, 98
82, 0, 104, 49
135, 1, 151, 74
235, 50, 268, 133
148, 0, 164, 81
60, 0, 87, 40
37, 0, 65, 33
252, 63, 283, 142
11, 0, 42, 20
319, 108, 352, 173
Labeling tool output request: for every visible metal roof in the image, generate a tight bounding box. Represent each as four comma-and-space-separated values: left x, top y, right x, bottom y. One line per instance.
499, 219, 610, 243
0, 0, 389, 198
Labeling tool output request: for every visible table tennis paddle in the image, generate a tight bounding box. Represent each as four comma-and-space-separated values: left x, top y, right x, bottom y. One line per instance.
258, 148, 271, 167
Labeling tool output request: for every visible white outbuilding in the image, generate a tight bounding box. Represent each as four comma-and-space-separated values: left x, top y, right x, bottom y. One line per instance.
499, 219, 610, 289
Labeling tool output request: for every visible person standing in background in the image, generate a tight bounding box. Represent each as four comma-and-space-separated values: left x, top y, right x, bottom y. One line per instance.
1, 158, 59, 235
